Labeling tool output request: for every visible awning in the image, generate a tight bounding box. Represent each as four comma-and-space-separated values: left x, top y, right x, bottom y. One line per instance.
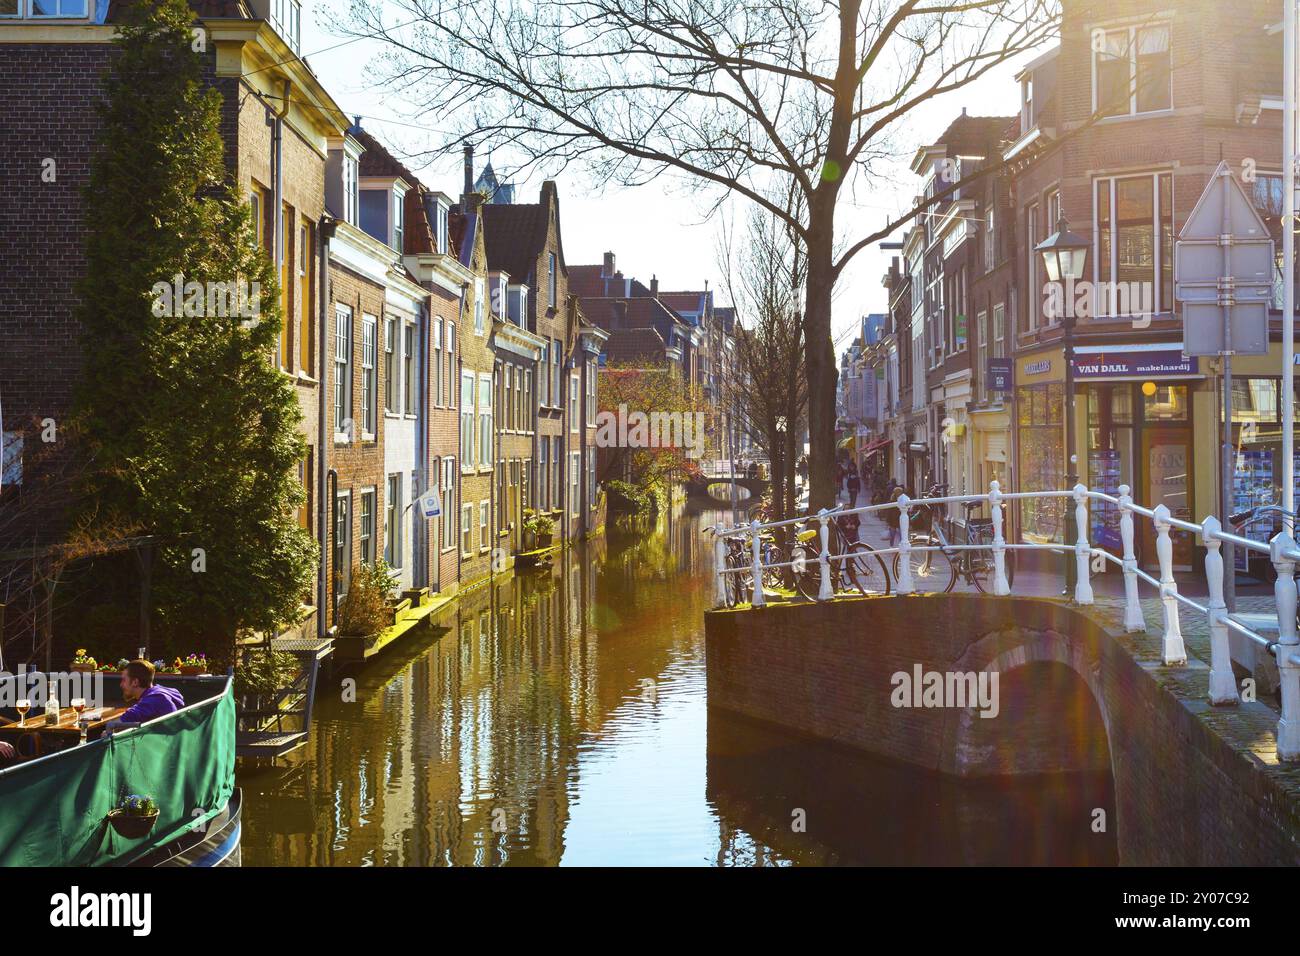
837, 436, 856, 451
863, 437, 891, 455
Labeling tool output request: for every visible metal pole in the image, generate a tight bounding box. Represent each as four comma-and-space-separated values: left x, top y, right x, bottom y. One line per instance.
1221, 169, 1237, 611
1064, 313, 1077, 596
1286, 0, 1297, 518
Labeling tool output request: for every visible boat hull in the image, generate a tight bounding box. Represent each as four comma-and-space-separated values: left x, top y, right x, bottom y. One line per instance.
132, 788, 242, 868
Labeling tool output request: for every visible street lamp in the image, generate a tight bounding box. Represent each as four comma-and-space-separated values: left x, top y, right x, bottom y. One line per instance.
1036, 215, 1089, 595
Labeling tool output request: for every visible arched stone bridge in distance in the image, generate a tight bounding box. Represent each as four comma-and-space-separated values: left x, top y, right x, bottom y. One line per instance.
684, 471, 770, 501
704, 591, 1300, 866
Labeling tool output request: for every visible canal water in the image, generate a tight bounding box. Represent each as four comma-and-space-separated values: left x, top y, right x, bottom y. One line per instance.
239, 504, 1117, 866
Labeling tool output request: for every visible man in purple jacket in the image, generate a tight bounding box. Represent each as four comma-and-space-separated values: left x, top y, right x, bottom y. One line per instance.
111, 660, 185, 727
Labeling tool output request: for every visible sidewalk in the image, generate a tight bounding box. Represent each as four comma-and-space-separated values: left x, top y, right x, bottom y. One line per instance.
833, 486, 1280, 674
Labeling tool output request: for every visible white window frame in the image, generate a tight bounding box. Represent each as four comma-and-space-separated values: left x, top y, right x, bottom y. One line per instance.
1092, 170, 1173, 317
461, 502, 474, 556
385, 473, 403, 569
460, 371, 476, 469
359, 488, 376, 566
334, 490, 351, 598
479, 500, 490, 551
474, 277, 486, 335
403, 322, 416, 416
9, 0, 90, 18
478, 373, 493, 469
1091, 22, 1173, 120
570, 372, 580, 432
361, 314, 377, 437
385, 317, 398, 413
334, 304, 352, 442
440, 457, 457, 551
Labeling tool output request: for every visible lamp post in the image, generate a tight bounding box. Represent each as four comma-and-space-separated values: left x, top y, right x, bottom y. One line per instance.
1036, 215, 1090, 595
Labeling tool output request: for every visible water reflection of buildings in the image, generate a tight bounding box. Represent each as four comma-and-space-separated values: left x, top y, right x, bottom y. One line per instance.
244, 516, 721, 866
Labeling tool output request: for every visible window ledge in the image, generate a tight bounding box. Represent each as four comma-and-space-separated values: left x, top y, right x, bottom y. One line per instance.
384, 411, 400, 419
404, 414, 417, 420
333, 435, 351, 446
361, 432, 376, 444
296, 372, 318, 386
1093, 109, 1175, 126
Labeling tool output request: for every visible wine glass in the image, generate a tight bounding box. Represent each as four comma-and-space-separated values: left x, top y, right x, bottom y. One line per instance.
15, 699, 29, 728
71, 698, 86, 743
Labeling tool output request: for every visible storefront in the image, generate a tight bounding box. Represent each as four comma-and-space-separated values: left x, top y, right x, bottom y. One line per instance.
1220, 342, 1300, 578
1014, 348, 1066, 546
1014, 342, 1205, 567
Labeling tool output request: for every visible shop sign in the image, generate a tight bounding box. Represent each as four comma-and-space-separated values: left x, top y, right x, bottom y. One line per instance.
1072, 346, 1196, 380
1024, 359, 1052, 377
987, 358, 1012, 391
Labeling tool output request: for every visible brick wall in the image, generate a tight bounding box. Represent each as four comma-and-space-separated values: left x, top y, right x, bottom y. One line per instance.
706, 594, 1300, 864
326, 258, 388, 621
428, 285, 461, 594
459, 213, 494, 587
0, 43, 117, 541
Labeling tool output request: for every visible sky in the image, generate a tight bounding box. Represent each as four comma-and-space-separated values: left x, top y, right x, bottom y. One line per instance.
298, 2, 1033, 355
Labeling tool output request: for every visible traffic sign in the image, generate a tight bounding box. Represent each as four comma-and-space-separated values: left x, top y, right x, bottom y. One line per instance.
1176, 161, 1275, 356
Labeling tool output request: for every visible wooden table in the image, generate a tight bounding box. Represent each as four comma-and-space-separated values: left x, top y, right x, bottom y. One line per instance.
0, 707, 126, 756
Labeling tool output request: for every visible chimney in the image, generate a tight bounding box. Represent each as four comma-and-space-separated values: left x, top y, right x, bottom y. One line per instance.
602, 251, 615, 277
463, 143, 474, 199
650, 274, 658, 297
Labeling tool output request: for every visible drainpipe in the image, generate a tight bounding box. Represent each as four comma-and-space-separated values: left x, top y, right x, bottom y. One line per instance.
270, 80, 291, 362
457, 280, 468, 587
316, 218, 335, 637
327, 468, 338, 627
419, 300, 429, 592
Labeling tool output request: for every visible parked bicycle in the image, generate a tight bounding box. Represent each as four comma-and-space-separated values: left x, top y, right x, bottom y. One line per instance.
890, 484, 1017, 593
786, 510, 891, 601
708, 525, 802, 608
1228, 502, 1298, 585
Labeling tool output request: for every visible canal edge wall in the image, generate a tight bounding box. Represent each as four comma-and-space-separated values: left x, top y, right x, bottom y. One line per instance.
704, 594, 1300, 865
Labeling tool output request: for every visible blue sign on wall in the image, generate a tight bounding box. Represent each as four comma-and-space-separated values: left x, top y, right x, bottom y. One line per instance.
987, 358, 1013, 392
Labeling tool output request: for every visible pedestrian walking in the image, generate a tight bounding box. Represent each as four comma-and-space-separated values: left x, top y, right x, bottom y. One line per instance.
885, 483, 909, 549
846, 468, 861, 506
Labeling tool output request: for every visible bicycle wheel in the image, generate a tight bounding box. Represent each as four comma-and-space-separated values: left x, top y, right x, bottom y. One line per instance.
724, 550, 749, 607
891, 536, 956, 592
841, 542, 892, 596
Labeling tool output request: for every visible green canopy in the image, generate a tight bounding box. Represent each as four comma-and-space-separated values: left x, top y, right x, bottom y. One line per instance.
0, 679, 234, 866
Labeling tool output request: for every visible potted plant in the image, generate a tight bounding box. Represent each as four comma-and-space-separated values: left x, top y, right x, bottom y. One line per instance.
522, 509, 555, 550
107, 794, 159, 839
69, 649, 98, 673
178, 652, 208, 676
154, 658, 181, 676
337, 561, 398, 642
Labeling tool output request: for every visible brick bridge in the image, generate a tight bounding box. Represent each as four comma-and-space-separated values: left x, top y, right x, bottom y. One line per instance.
705, 592, 1300, 865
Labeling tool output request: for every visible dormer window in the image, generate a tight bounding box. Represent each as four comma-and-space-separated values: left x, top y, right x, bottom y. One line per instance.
269, 0, 302, 53
508, 285, 529, 327
435, 201, 450, 254
1021, 75, 1034, 129
392, 186, 406, 252
4, 0, 89, 16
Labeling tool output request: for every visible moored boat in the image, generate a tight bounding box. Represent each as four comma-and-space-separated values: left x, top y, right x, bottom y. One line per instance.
0, 674, 240, 867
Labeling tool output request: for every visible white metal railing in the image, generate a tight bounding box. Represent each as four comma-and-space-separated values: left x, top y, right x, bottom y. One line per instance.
708, 479, 1300, 764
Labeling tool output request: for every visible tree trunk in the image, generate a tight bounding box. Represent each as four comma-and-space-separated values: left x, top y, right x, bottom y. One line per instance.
804, 214, 837, 512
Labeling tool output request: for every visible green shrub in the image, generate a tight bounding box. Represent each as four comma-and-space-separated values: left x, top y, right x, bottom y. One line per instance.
336, 561, 397, 637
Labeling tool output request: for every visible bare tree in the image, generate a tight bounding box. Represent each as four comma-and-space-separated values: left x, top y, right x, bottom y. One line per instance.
339, 0, 1064, 508
718, 202, 807, 535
